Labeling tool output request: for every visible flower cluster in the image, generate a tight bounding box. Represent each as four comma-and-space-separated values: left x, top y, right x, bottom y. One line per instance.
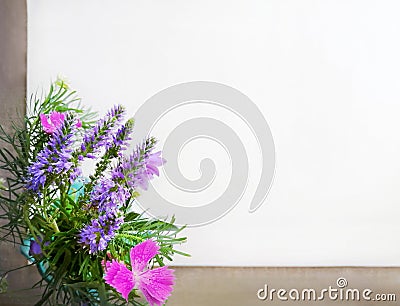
78, 177, 127, 254
78, 215, 123, 254
0, 80, 187, 306
27, 106, 158, 256
78, 143, 164, 254
77, 112, 163, 255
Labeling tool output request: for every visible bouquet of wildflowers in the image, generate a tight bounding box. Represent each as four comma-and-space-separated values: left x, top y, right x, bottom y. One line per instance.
0, 80, 186, 305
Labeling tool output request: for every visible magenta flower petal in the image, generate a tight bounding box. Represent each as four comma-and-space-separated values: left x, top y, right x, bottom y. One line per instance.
138, 266, 175, 306
76, 118, 82, 128
140, 289, 162, 306
104, 260, 135, 301
40, 111, 66, 134
40, 114, 55, 134
49, 111, 65, 127
130, 239, 160, 272
104, 240, 175, 305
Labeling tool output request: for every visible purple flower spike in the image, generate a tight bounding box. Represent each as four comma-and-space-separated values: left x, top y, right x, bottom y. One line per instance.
129, 150, 165, 190
104, 240, 175, 305
79, 105, 125, 159
111, 138, 165, 191
78, 213, 123, 254
26, 114, 79, 192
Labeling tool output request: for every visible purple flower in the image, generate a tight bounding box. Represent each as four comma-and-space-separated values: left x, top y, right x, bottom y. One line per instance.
104, 240, 175, 305
29, 237, 50, 257
77, 129, 165, 255
78, 176, 130, 253
111, 137, 165, 190
111, 119, 133, 157
29, 239, 42, 256
26, 114, 79, 192
78, 213, 123, 254
134, 151, 165, 190
78, 105, 125, 159
88, 177, 130, 212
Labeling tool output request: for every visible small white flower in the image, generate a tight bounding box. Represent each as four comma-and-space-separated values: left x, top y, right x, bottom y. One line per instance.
55, 74, 70, 89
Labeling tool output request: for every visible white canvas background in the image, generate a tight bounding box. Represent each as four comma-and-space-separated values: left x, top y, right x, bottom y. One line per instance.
27, 0, 400, 266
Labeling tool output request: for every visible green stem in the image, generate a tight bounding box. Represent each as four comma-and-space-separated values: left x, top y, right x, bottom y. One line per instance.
51, 219, 60, 233
59, 183, 65, 209
23, 202, 37, 239
115, 233, 144, 241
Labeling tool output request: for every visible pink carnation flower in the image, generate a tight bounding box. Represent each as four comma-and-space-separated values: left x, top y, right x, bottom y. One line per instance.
104, 239, 175, 305
40, 112, 82, 134
40, 111, 65, 134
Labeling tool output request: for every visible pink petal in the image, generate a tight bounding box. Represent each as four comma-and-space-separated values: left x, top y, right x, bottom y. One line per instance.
140, 290, 161, 306
104, 260, 135, 301
130, 240, 159, 272
138, 266, 175, 306
49, 111, 65, 129
40, 112, 66, 134
40, 114, 54, 134
76, 118, 82, 128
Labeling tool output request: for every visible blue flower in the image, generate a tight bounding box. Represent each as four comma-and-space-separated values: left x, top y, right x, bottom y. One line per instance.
78, 213, 123, 254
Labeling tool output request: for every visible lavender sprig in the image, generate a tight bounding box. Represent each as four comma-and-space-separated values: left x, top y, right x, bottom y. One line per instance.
78, 137, 164, 254
111, 137, 165, 190
77, 105, 125, 160
89, 118, 134, 186
78, 177, 129, 253
78, 212, 123, 254
26, 114, 79, 192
